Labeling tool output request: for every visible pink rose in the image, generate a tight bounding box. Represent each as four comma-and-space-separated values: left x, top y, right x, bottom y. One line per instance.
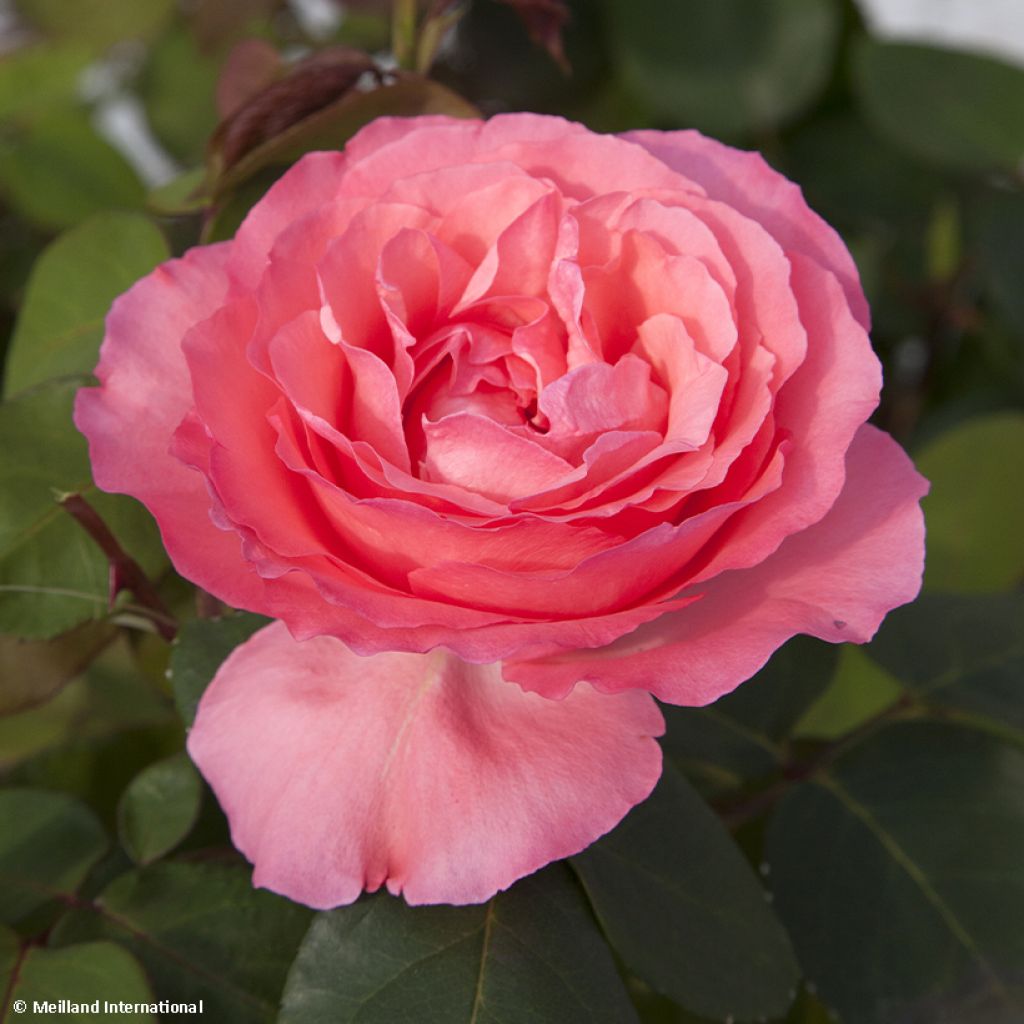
76, 114, 927, 907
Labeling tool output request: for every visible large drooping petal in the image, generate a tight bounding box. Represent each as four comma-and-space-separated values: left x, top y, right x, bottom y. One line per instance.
188, 622, 664, 907
505, 425, 928, 704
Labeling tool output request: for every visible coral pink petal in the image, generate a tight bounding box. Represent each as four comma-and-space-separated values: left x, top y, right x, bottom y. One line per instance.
420, 413, 573, 501
188, 622, 664, 907
689, 253, 881, 582
625, 128, 870, 329
505, 425, 927, 704
229, 151, 348, 287
74, 245, 264, 610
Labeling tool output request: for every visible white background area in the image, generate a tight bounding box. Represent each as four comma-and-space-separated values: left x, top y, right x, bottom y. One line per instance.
856, 0, 1024, 67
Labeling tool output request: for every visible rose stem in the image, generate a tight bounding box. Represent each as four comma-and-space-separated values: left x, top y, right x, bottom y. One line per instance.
59, 492, 178, 641
715, 693, 919, 829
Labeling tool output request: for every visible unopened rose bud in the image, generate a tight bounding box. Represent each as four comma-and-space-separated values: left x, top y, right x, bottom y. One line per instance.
209, 46, 380, 171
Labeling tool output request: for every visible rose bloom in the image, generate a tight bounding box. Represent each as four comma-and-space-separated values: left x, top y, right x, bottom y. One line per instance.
77, 114, 926, 907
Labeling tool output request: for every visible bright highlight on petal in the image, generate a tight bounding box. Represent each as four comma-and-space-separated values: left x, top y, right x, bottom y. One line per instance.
188, 622, 664, 907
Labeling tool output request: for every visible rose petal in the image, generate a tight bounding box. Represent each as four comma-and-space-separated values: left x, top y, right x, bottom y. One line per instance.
506, 424, 927, 703
536, 354, 668, 463
625, 128, 870, 329
188, 621, 664, 906
420, 412, 574, 501
75, 245, 266, 610
229, 150, 348, 287
686, 252, 881, 582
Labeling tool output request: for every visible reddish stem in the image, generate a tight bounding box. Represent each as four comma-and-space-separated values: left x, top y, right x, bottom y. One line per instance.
60, 493, 177, 641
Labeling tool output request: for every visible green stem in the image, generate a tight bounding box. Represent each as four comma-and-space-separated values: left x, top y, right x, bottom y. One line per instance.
391, 0, 419, 70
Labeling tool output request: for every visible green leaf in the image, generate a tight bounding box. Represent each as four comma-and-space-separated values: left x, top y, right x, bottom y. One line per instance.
17, 0, 174, 52
0, 106, 145, 232
969, 188, 1024, 335
0, 621, 113, 715
0, 635, 174, 773
786, 113, 947, 235
0, 44, 91, 122
5, 941, 157, 1022
711, 635, 841, 741
117, 752, 202, 865
169, 614, 269, 727
868, 592, 1024, 737
0, 921, 19, 972
767, 721, 1024, 1023
916, 412, 1024, 592
663, 636, 837, 795
572, 766, 799, 1022
0, 380, 165, 638
853, 39, 1024, 174
0, 788, 108, 925
146, 167, 209, 217
793, 644, 904, 740
139, 26, 220, 164
603, 0, 841, 136
279, 865, 639, 1024
4, 212, 169, 397
50, 862, 311, 1023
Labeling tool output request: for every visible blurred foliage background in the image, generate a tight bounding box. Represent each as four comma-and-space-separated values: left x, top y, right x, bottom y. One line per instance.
0, 1, 1022, 1023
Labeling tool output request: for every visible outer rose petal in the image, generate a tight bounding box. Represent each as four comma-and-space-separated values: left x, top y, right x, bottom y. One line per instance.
625, 127, 870, 329
188, 622, 664, 907
74, 245, 265, 611
506, 425, 928, 704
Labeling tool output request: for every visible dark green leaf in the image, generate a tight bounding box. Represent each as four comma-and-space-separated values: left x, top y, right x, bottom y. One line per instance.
603, 0, 841, 136
853, 39, 1024, 174
663, 636, 837, 794
117, 752, 202, 865
767, 721, 1024, 1023
0, 921, 19, 969
4, 212, 169, 397
573, 766, 799, 1021
916, 412, 1024, 592
0, 788, 107, 925
969, 187, 1024, 335
6, 941, 157, 1021
279, 865, 638, 1024
712, 635, 840, 741
169, 614, 269, 727
0, 636, 174, 773
49, 861, 311, 1023
868, 592, 1024, 735
786, 113, 947, 235
661, 705, 777, 798
0, 622, 113, 715
0, 380, 165, 638
0, 107, 145, 232
793, 644, 903, 741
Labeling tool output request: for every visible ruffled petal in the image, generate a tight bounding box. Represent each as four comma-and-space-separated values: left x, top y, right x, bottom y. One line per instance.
505, 424, 928, 703
74, 244, 266, 610
625, 128, 870, 329
188, 622, 664, 907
